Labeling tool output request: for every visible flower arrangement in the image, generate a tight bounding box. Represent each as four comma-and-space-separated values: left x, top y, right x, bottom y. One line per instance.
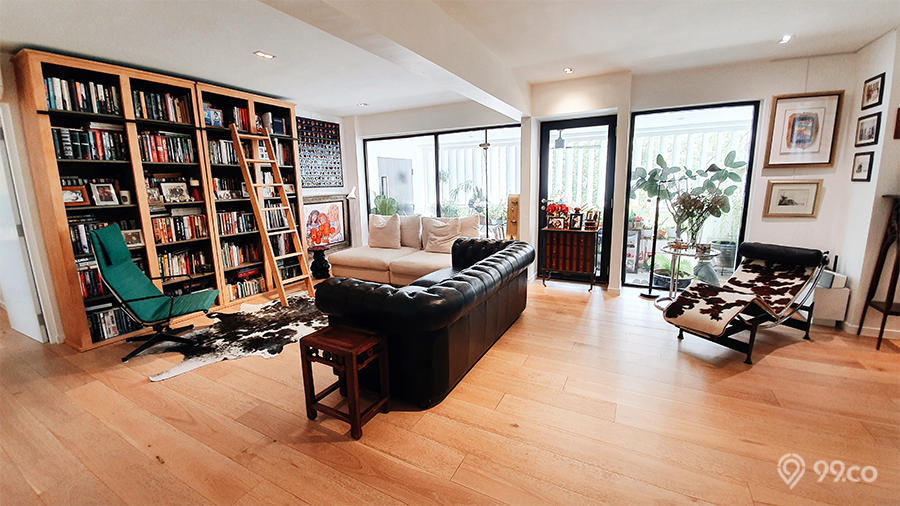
546, 201, 569, 217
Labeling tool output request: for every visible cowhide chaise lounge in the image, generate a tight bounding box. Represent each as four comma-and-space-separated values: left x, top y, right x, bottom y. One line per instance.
663, 242, 827, 364
314, 237, 535, 408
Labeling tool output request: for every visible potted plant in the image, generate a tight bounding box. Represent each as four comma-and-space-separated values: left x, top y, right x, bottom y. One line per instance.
630, 151, 746, 245
371, 194, 398, 215
650, 254, 694, 290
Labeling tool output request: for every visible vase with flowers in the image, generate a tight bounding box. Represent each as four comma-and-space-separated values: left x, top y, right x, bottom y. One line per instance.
545, 201, 570, 228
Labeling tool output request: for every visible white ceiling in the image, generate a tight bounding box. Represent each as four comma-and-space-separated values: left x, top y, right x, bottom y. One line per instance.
1, 0, 898, 119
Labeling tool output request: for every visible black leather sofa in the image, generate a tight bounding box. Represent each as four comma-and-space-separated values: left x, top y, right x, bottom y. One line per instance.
314, 237, 535, 407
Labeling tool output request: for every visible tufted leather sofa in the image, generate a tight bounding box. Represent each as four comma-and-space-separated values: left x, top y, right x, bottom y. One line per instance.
314, 237, 535, 407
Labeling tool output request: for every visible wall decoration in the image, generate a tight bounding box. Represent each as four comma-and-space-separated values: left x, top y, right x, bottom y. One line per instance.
861, 72, 885, 110
764, 91, 843, 168
763, 179, 823, 218
851, 152, 874, 182
302, 195, 350, 252
297, 116, 343, 188
547, 216, 565, 229
62, 186, 90, 206
90, 182, 119, 206
855, 112, 881, 147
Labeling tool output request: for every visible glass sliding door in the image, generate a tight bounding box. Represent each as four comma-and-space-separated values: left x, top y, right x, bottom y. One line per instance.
364, 135, 436, 216
624, 103, 758, 288
539, 115, 617, 284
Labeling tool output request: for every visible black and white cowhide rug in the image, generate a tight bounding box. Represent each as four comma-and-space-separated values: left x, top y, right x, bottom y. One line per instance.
145, 293, 328, 382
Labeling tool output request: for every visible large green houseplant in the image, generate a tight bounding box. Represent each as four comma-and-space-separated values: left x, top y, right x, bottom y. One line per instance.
630, 150, 746, 244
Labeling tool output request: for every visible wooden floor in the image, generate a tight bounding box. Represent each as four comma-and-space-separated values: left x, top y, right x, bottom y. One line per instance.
1, 280, 898, 506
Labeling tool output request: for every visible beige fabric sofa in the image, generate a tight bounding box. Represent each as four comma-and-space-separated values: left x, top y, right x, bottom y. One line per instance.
328, 214, 479, 286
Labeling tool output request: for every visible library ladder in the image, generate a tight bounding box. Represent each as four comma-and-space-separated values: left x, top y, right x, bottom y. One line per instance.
230, 124, 315, 305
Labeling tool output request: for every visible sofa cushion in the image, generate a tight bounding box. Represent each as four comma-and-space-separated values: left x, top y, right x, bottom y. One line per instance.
328, 245, 418, 272
389, 250, 453, 283
399, 215, 422, 248
422, 217, 460, 253
368, 214, 401, 249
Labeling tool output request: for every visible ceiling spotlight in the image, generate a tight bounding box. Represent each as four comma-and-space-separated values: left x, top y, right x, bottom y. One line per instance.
563, 67, 574, 74
779, 35, 792, 44
357, 103, 369, 107
254, 51, 276, 59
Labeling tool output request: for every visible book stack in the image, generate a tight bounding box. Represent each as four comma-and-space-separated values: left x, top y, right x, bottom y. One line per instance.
67, 213, 138, 255
138, 131, 196, 163
273, 139, 292, 166
157, 247, 209, 277
216, 211, 257, 236
85, 304, 142, 343
220, 241, 260, 269
132, 90, 191, 123
44, 76, 121, 115
52, 123, 127, 161
278, 259, 303, 280
230, 106, 250, 131
75, 259, 105, 298
225, 267, 266, 301
259, 112, 288, 136
151, 208, 208, 244
207, 139, 241, 165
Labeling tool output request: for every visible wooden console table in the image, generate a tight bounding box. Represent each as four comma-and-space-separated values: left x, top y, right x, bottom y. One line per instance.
541, 227, 598, 290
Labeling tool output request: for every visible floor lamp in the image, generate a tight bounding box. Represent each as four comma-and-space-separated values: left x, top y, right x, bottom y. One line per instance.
638, 181, 663, 300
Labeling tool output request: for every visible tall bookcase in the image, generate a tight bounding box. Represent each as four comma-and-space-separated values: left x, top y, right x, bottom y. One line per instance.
13, 49, 308, 351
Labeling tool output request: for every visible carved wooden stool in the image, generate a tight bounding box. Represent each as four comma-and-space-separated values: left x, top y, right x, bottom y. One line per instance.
299, 326, 389, 439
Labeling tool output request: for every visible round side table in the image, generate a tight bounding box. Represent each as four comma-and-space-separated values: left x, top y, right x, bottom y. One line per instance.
309, 245, 331, 279
653, 245, 720, 310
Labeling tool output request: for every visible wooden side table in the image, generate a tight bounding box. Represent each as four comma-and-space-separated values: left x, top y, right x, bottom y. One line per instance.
541, 227, 598, 290
299, 326, 389, 439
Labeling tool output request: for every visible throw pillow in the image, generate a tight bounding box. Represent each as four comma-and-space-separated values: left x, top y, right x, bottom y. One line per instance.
399, 215, 422, 248
422, 217, 461, 254
368, 214, 401, 249
458, 215, 480, 238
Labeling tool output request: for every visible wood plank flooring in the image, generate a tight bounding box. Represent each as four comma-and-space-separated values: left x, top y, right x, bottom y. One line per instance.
1, 281, 898, 505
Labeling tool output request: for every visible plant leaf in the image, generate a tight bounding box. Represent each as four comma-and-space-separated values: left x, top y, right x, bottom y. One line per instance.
724, 150, 736, 166
656, 154, 668, 169
724, 185, 738, 196
633, 166, 647, 179
727, 172, 742, 182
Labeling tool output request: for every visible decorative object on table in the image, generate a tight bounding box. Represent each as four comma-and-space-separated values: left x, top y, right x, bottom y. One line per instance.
62, 186, 90, 206
188, 178, 202, 202
120, 229, 144, 247
695, 243, 711, 254
583, 210, 599, 231
119, 190, 131, 205
303, 194, 351, 252
851, 152, 875, 182
861, 72, 885, 110
144, 292, 327, 381
297, 116, 342, 188
90, 182, 119, 205
146, 187, 162, 204
159, 181, 190, 203
763, 91, 843, 168
547, 216, 565, 229
545, 201, 569, 229
855, 112, 881, 147
763, 179, 823, 218
309, 245, 331, 279
569, 208, 583, 230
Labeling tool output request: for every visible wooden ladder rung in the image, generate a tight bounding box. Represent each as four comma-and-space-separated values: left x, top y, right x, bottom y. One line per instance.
252, 183, 286, 187
244, 158, 274, 163
274, 252, 304, 261
267, 229, 296, 236
281, 274, 310, 284
264, 206, 290, 212
236, 133, 269, 140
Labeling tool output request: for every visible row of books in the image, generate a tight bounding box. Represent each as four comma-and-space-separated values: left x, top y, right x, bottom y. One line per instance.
44, 76, 121, 116
259, 112, 288, 136
278, 259, 304, 280
230, 106, 251, 131
264, 202, 292, 229
221, 241, 261, 269
211, 177, 245, 198
60, 176, 121, 188
52, 125, 128, 161
68, 218, 139, 256
216, 211, 257, 236
151, 215, 209, 244
207, 139, 250, 165
138, 131, 196, 163
133, 90, 191, 123
158, 248, 210, 277
86, 304, 141, 343
224, 269, 266, 302
75, 259, 105, 298
273, 139, 293, 166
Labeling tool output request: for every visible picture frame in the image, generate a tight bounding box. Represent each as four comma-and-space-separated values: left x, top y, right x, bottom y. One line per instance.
62, 186, 90, 207
861, 73, 885, 110
855, 112, 881, 147
146, 187, 162, 204
302, 195, 351, 252
90, 183, 119, 206
583, 210, 599, 230
763, 179, 823, 218
121, 229, 144, 247
763, 91, 843, 168
851, 152, 874, 182
568, 212, 583, 231
548, 216, 565, 229
159, 182, 190, 203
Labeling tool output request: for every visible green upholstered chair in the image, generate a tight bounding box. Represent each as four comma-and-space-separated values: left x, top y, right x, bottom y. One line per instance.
89, 224, 219, 362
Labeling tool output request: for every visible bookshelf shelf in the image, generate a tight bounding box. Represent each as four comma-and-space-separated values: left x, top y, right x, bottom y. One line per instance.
14, 48, 310, 352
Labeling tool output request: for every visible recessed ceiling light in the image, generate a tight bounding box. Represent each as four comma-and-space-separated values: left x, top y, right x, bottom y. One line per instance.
254, 51, 276, 59
358, 103, 369, 107
779, 35, 792, 44
563, 67, 574, 74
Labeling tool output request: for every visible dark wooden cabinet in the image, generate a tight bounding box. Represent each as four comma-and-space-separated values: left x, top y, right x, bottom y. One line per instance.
541, 227, 598, 290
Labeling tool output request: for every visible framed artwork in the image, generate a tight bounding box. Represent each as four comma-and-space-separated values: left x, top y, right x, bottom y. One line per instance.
90, 183, 119, 206
583, 210, 599, 230
764, 91, 843, 168
62, 186, 90, 207
160, 182, 190, 203
569, 213, 583, 230
302, 195, 351, 251
851, 152, 874, 182
146, 187, 162, 204
548, 216, 565, 229
855, 112, 881, 147
121, 229, 145, 247
763, 179, 823, 218
861, 73, 885, 110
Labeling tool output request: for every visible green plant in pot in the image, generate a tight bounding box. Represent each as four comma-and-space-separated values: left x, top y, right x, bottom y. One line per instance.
649, 254, 694, 290
371, 194, 398, 215
631, 150, 746, 244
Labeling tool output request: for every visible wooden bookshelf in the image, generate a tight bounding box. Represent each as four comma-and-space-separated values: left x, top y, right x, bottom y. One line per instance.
13, 49, 309, 351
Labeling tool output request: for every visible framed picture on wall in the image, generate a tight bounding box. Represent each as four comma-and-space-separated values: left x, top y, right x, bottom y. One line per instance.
855, 112, 881, 147
763, 91, 843, 168
763, 179, 823, 218
302, 195, 351, 252
861, 73, 885, 110
851, 152, 874, 182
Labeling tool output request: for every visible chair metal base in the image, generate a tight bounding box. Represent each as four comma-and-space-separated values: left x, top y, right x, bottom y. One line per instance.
122, 324, 194, 362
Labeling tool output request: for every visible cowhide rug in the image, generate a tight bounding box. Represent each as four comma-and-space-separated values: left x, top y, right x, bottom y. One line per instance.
144, 293, 328, 381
